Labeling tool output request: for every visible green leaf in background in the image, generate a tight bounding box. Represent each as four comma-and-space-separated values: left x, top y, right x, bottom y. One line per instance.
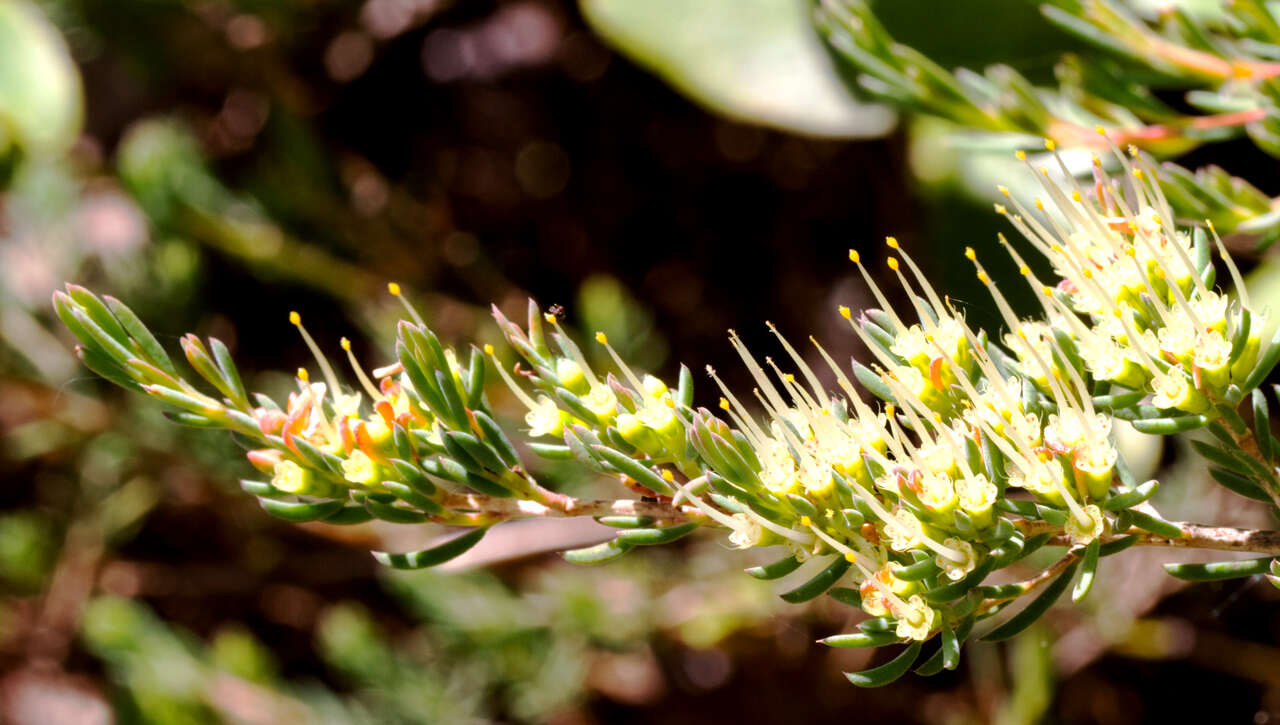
580, 0, 894, 137
0, 0, 82, 156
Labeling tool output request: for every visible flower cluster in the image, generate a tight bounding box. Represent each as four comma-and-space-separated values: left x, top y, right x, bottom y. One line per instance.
51, 142, 1280, 686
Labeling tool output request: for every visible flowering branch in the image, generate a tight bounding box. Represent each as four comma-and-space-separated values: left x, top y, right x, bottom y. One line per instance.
54, 142, 1280, 685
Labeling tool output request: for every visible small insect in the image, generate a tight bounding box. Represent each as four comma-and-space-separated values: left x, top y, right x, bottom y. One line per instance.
547, 303, 565, 319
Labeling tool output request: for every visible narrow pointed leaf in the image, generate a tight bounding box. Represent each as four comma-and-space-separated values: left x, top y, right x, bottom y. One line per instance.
372, 527, 487, 569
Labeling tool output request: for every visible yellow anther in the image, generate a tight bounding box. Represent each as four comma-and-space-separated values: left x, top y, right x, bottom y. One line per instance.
1044, 138, 1056, 151
595, 331, 608, 345
719, 397, 730, 411
1015, 150, 1027, 161
544, 312, 556, 324
800, 515, 812, 527
964, 247, 976, 261
1092, 154, 1102, 167
484, 343, 495, 355
977, 271, 991, 284
1154, 267, 1166, 279
885, 403, 896, 417
849, 249, 861, 264
784, 373, 796, 382
1035, 197, 1044, 210
932, 412, 942, 423
1113, 308, 1123, 318
1133, 169, 1144, 180
387, 282, 402, 296
997, 185, 1010, 197
297, 367, 309, 381
1042, 286, 1054, 298
1071, 190, 1082, 202
844, 552, 857, 563
340, 337, 352, 351
665, 397, 676, 409
1127, 221, 1138, 232
1152, 215, 1163, 226
1019, 264, 1030, 275
289, 311, 301, 326
886, 236, 899, 249
1095, 125, 1106, 136
994, 204, 1007, 215
1081, 268, 1093, 279
838, 305, 852, 320
1127, 144, 1139, 158
887, 257, 900, 271
662, 469, 675, 482
1040, 167, 1049, 177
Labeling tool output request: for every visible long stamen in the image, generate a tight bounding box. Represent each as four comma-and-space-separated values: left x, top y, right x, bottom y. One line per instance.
341, 337, 384, 401
290, 312, 343, 395
387, 282, 426, 327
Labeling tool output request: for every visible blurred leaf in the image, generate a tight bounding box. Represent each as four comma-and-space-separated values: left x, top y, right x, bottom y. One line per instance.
580, 0, 895, 137
0, 0, 82, 155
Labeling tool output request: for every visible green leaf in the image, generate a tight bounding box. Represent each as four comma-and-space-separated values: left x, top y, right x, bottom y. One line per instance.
590, 445, 675, 495
259, 499, 346, 523
1207, 467, 1272, 503
614, 522, 698, 546
528, 443, 574, 460
845, 641, 922, 688
380, 481, 444, 515
363, 497, 429, 524
1131, 415, 1209, 434
822, 631, 901, 648
745, 554, 802, 580
1163, 556, 1276, 581
1128, 510, 1185, 539
372, 528, 488, 569
1098, 535, 1140, 556
982, 560, 1080, 642
1100, 480, 1159, 510
580, 0, 894, 138
1072, 539, 1101, 602
562, 539, 634, 565
780, 556, 851, 603
322, 506, 376, 525
1243, 326, 1280, 392
1254, 388, 1273, 461
473, 410, 520, 468
209, 338, 249, 409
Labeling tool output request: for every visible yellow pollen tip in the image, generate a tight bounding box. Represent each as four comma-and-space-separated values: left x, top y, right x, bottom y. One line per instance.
839, 305, 852, 320
1154, 267, 1166, 279
719, 397, 730, 411
1133, 169, 1144, 179
885, 404, 896, 417
1015, 150, 1027, 161
1095, 125, 1106, 136
1082, 268, 1093, 279
848, 249, 861, 264
784, 373, 796, 382
887, 257, 900, 271
595, 331, 608, 345
662, 469, 675, 482
387, 282, 402, 296
1042, 286, 1053, 298
1071, 191, 1082, 202
800, 515, 812, 527
297, 367, 309, 381
886, 236, 899, 249
977, 271, 991, 284
484, 343, 495, 355
964, 247, 975, 261
997, 185, 1010, 197
1113, 309, 1123, 319
1127, 144, 1138, 158
844, 552, 857, 563
1044, 138, 1056, 151
1091, 154, 1102, 167
543, 312, 556, 324
1035, 197, 1044, 210
1019, 265, 1030, 275
340, 337, 352, 351
289, 311, 301, 326
1152, 215, 1163, 226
